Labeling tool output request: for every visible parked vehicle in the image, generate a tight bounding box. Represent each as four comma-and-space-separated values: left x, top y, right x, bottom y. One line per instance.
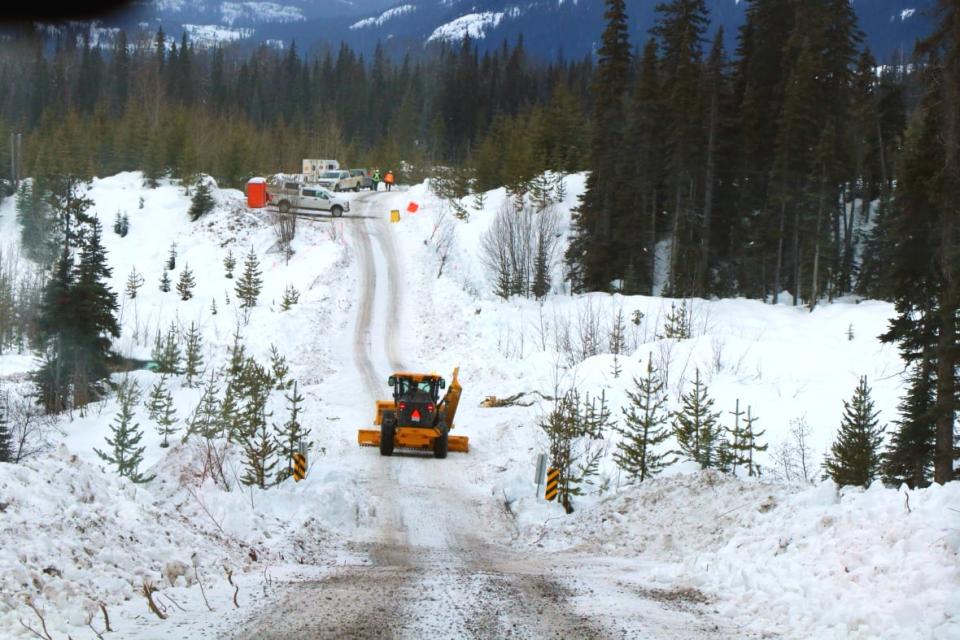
316, 170, 361, 192
266, 180, 350, 217
350, 169, 373, 190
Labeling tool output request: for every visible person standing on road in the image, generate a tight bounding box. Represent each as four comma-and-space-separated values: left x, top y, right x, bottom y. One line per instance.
371, 169, 382, 192
385, 170, 395, 192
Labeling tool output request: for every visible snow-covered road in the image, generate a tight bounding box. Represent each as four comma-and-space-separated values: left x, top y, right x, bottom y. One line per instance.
231, 193, 753, 639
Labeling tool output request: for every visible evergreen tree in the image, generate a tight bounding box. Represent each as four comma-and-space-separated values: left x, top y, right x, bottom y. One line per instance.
662, 300, 691, 339
565, 0, 632, 292
613, 356, 674, 481
274, 381, 310, 483
223, 249, 236, 279
237, 359, 276, 488
155, 322, 182, 374
188, 178, 215, 221
724, 399, 767, 476
70, 218, 120, 406
166, 242, 177, 271
95, 378, 153, 482
280, 284, 299, 311
33, 250, 76, 413
34, 194, 119, 412
880, 0, 960, 485
125, 266, 144, 299
269, 344, 290, 390
145, 373, 169, 422
176, 264, 196, 301
186, 370, 222, 440
182, 321, 203, 388
882, 362, 936, 488
673, 369, 723, 468
159, 269, 171, 293
540, 388, 613, 513
823, 376, 885, 487
235, 246, 262, 321
210, 298, 218, 316
153, 380, 178, 449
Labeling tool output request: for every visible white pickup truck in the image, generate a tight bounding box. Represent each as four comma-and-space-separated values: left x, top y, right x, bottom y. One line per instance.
267, 180, 351, 217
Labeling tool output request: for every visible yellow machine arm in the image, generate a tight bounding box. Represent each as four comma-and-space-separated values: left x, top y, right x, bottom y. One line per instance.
440, 366, 462, 429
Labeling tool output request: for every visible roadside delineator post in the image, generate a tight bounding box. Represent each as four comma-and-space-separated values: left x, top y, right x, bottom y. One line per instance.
534, 453, 547, 498
390, 209, 401, 223
544, 467, 560, 502
292, 452, 307, 482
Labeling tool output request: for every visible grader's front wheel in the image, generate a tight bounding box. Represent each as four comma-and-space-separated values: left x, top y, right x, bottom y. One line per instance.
380, 417, 395, 456
433, 425, 448, 459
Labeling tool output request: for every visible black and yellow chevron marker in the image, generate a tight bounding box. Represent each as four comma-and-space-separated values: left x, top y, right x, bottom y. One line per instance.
544, 467, 560, 501
292, 452, 307, 482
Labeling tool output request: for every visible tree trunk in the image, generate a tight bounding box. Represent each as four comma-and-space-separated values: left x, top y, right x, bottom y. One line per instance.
809, 172, 826, 312
699, 87, 718, 298
773, 199, 786, 305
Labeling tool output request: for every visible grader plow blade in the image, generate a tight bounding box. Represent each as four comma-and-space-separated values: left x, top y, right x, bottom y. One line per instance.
357, 428, 469, 453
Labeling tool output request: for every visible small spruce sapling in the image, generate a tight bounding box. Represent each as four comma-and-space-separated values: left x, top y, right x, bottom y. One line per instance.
182, 321, 203, 388
166, 242, 177, 271
609, 307, 626, 379
177, 264, 196, 301
95, 378, 153, 482
673, 369, 723, 469
223, 250, 236, 279
235, 246, 263, 322
155, 323, 183, 374
280, 284, 300, 311
154, 383, 179, 448
145, 374, 170, 422
125, 267, 144, 299
269, 344, 291, 390
823, 376, 884, 487
186, 370, 222, 440
274, 381, 310, 483
159, 269, 171, 293
188, 179, 215, 221
613, 356, 674, 482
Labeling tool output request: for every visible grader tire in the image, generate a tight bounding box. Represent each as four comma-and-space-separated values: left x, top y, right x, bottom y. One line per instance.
380, 418, 395, 456
433, 428, 448, 459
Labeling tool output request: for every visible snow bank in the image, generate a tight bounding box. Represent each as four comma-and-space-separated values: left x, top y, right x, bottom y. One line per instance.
528, 471, 960, 639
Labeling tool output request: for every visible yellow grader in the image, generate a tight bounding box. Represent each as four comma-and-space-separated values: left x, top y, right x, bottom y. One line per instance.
358, 368, 469, 457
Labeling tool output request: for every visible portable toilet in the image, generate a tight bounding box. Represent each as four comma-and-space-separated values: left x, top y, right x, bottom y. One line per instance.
247, 177, 267, 208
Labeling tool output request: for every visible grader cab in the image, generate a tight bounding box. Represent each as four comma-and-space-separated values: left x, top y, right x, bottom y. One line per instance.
357, 368, 469, 458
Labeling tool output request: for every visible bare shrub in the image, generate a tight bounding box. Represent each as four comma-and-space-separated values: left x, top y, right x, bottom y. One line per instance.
481, 200, 560, 299
2, 389, 60, 463
770, 417, 818, 485
270, 209, 296, 262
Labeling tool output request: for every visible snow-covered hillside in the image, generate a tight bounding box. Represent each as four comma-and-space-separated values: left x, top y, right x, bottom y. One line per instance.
0, 172, 956, 639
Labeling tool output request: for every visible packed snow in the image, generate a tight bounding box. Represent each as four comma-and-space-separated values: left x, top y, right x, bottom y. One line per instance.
0, 172, 956, 639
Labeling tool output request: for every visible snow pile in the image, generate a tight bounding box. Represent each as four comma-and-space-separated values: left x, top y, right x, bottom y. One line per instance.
0, 446, 245, 635
220, 2, 305, 26
427, 12, 506, 42
530, 471, 960, 639
350, 5, 417, 30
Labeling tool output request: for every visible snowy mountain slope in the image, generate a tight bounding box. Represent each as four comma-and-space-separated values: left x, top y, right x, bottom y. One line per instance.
0, 173, 957, 638
15, 0, 935, 59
